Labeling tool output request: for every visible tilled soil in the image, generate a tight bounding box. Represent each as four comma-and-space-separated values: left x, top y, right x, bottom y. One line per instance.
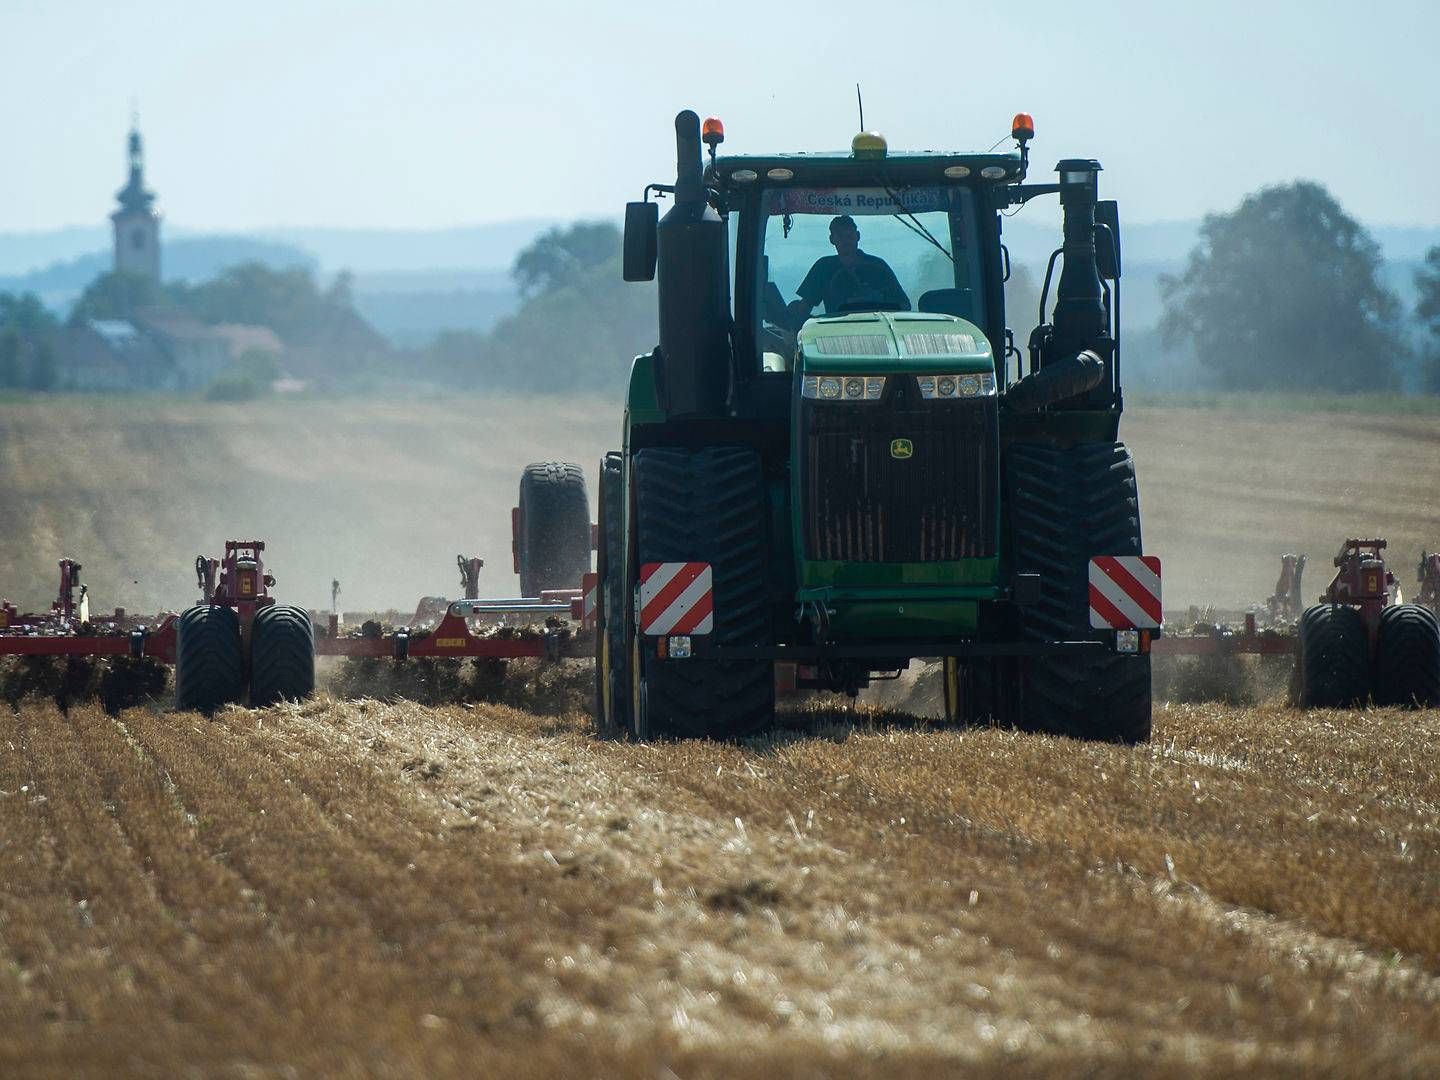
2, 698, 1438, 1078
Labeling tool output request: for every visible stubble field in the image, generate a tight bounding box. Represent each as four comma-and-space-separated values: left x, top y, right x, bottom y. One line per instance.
3, 696, 1438, 1076
2, 394, 1439, 1076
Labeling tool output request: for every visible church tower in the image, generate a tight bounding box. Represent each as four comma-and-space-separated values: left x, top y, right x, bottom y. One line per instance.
111, 122, 161, 281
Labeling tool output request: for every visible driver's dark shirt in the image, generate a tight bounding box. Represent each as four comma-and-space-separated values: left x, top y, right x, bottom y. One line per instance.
797, 252, 910, 314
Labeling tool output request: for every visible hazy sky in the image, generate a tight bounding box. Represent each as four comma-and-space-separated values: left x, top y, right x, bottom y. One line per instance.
3, 0, 1437, 232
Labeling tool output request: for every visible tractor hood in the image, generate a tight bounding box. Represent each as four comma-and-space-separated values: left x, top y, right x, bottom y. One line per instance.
797, 312, 993, 375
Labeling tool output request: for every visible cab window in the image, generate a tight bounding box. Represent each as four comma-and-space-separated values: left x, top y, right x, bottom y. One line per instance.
753, 186, 985, 372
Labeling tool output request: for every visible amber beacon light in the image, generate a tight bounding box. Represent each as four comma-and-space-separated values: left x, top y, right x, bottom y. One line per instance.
1011, 112, 1035, 142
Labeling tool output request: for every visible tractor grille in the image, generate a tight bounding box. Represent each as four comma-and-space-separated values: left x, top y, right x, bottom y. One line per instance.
801, 386, 997, 562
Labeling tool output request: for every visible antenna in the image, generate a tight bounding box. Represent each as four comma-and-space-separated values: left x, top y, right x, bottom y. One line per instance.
856, 83, 865, 131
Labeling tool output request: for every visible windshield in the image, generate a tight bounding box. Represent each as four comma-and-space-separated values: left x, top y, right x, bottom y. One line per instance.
755, 185, 986, 370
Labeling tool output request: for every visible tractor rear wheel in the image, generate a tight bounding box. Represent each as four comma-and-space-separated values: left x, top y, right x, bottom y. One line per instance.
593, 452, 629, 736
1006, 442, 1152, 743
943, 657, 995, 725
250, 604, 315, 707
174, 605, 244, 714
1373, 603, 1440, 708
1295, 604, 1370, 707
517, 462, 590, 598
966, 655, 1015, 727
628, 447, 774, 739
942, 657, 962, 723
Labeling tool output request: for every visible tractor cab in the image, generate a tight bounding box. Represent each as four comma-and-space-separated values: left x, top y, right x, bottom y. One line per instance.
723, 156, 1007, 381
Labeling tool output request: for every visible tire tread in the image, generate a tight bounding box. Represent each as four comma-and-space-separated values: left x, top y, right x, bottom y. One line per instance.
518, 462, 590, 597
251, 604, 315, 707
1296, 603, 1370, 708
1006, 441, 1151, 743
1374, 603, 1440, 708
175, 605, 243, 714
633, 447, 774, 738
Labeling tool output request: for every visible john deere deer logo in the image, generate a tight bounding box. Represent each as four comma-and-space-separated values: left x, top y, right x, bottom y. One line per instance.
890, 438, 913, 460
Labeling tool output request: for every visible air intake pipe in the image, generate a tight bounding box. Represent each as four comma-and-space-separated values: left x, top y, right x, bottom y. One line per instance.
1005, 349, 1106, 413
1009, 159, 1111, 411
656, 110, 731, 417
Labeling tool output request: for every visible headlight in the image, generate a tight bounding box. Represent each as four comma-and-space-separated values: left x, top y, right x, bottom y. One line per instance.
802, 375, 888, 401
917, 372, 996, 399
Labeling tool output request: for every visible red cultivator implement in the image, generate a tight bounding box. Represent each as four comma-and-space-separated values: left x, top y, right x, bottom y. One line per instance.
1417, 551, 1440, 615
1152, 538, 1440, 708
0, 463, 598, 713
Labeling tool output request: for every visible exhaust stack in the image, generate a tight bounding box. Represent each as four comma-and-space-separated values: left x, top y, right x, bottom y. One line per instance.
1050, 158, 1107, 359
655, 110, 731, 417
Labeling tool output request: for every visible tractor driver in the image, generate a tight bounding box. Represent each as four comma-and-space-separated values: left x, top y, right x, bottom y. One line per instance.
786, 215, 910, 325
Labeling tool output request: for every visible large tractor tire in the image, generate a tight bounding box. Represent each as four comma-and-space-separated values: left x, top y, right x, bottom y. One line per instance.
517, 462, 590, 598
1295, 604, 1369, 707
628, 447, 774, 739
1006, 441, 1152, 743
174, 605, 244, 714
593, 452, 630, 736
250, 604, 315, 707
1373, 603, 1440, 708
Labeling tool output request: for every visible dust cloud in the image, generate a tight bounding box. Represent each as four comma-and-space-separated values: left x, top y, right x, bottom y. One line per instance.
2, 397, 1435, 618
0, 396, 615, 615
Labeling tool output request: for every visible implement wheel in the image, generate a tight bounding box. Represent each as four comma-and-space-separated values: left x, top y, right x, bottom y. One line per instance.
250, 604, 315, 707
1373, 603, 1440, 708
517, 462, 590, 597
1006, 441, 1152, 743
175, 605, 243, 714
629, 447, 774, 739
1295, 604, 1369, 708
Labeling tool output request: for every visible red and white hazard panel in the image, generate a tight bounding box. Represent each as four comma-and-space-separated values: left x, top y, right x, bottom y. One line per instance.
639, 562, 714, 635
1089, 555, 1162, 629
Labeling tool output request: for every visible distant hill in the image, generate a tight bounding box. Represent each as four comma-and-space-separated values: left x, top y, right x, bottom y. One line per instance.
349, 269, 519, 346
254, 220, 557, 274
999, 217, 1440, 268
0, 221, 554, 342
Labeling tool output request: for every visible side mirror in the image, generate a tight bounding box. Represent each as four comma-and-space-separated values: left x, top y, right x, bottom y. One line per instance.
1094, 200, 1121, 280
623, 201, 658, 282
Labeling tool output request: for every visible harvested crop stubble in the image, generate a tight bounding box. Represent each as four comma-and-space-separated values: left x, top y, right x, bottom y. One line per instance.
2, 697, 1439, 1077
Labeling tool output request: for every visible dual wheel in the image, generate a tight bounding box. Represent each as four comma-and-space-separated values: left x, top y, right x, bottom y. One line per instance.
1294, 602, 1440, 708
174, 604, 315, 714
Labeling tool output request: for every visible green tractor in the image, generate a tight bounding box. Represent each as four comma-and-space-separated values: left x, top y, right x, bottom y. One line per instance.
594, 110, 1158, 742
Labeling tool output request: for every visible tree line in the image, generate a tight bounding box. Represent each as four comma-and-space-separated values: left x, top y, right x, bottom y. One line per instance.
66, 262, 383, 350
4, 185, 1440, 397
440, 191, 1440, 398
413, 222, 654, 394
0, 262, 387, 394
1160, 180, 1439, 394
